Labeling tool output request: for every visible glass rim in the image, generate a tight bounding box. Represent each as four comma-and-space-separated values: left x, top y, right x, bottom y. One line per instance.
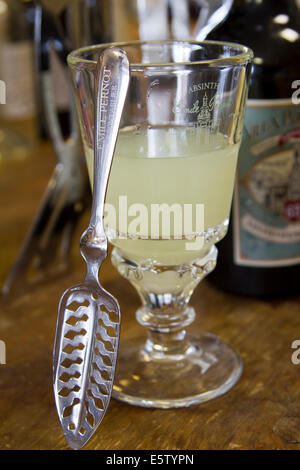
67, 39, 253, 70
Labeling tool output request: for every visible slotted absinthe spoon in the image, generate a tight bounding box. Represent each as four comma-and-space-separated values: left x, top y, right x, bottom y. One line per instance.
53, 46, 130, 450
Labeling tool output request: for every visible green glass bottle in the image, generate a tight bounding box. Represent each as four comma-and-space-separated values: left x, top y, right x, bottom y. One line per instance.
209, 0, 300, 296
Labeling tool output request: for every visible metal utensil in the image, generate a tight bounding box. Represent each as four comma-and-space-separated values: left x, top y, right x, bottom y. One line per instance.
53, 46, 129, 450
1, 4, 89, 301
194, 0, 233, 41
137, 0, 233, 49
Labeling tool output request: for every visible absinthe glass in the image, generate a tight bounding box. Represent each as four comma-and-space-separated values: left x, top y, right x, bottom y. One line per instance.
69, 41, 252, 408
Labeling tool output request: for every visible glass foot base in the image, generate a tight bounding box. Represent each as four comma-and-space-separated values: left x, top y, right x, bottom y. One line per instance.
112, 333, 243, 409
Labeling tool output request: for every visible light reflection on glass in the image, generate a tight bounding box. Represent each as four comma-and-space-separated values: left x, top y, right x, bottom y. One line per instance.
273, 14, 289, 25
279, 28, 300, 42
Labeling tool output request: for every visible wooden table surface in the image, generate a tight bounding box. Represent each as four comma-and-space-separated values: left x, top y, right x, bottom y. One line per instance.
1, 143, 300, 451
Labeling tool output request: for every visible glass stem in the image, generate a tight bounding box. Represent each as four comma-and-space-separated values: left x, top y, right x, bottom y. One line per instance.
136, 303, 196, 361
112, 245, 218, 362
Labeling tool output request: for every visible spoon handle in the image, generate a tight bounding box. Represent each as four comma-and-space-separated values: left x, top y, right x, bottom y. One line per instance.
89, 47, 129, 244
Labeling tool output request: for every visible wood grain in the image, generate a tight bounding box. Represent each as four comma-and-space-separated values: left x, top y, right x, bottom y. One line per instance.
1, 144, 300, 450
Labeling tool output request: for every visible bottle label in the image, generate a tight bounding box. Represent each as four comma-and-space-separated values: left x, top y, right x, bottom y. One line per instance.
0, 40, 36, 119
233, 99, 300, 267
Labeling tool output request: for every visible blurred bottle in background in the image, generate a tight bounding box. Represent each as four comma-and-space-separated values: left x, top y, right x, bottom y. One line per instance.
208, 0, 300, 297
0, 0, 38, 162
38, 0, 112, 138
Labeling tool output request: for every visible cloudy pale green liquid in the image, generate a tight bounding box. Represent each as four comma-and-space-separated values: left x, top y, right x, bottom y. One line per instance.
85, 127, 239, 265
